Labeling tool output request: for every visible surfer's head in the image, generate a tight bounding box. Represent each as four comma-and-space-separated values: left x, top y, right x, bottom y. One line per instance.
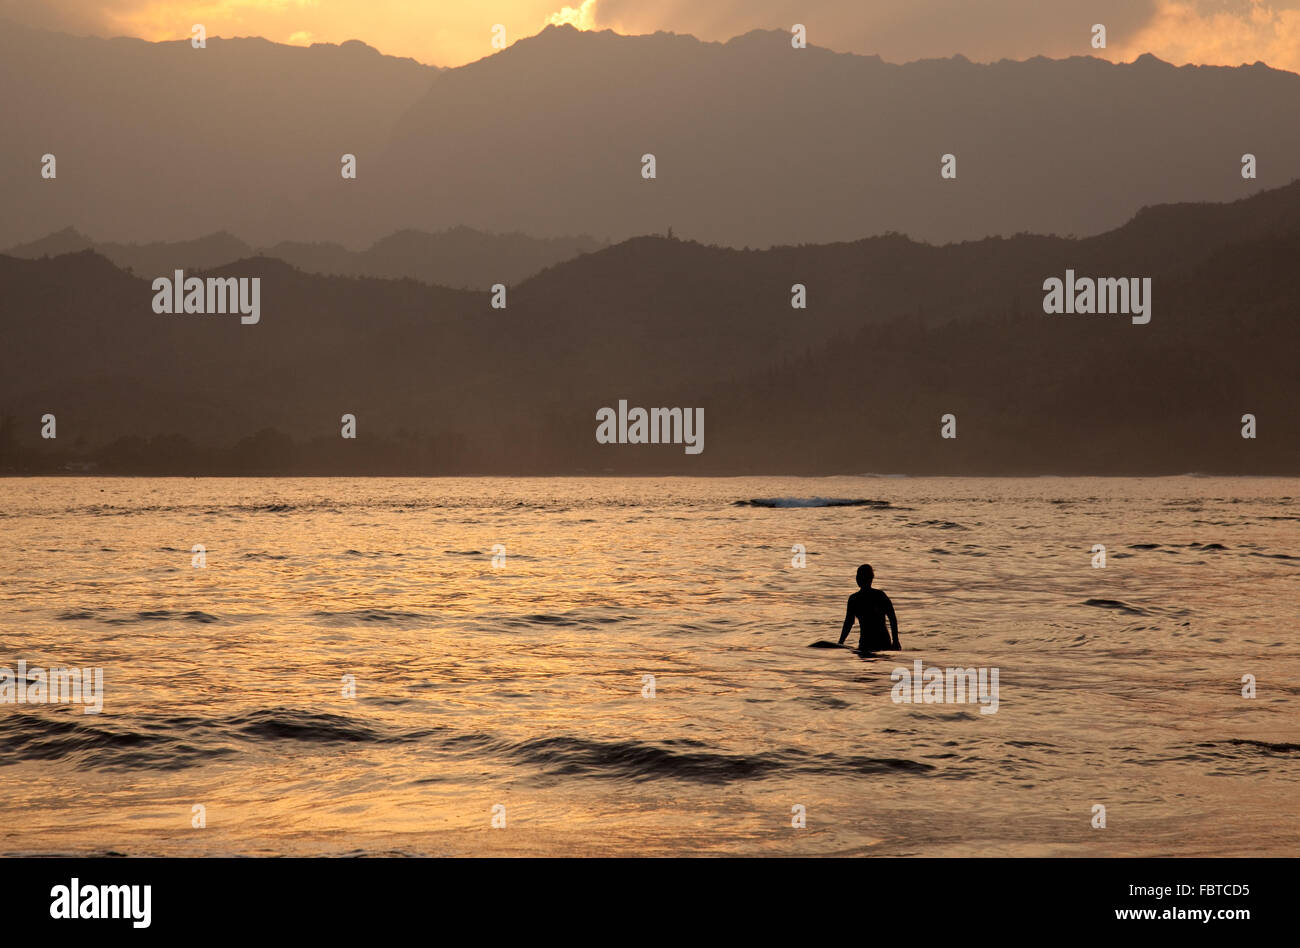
856, 564, 874, 588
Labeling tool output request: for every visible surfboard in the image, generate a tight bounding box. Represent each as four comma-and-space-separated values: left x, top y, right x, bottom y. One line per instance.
809, 640, 894, 658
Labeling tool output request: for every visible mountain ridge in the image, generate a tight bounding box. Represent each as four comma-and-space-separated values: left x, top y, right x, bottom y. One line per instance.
5, 20, 1299, 247
2, 180, 1296, 474
3, 227, 608, 289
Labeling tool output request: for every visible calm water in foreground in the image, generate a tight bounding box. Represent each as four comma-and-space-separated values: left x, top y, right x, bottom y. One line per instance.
0, 477, 1296, 856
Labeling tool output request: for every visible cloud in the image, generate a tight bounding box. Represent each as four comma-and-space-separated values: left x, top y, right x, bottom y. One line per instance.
3, 0, 1300, 70
1104, 0, 1300, 70
548, 0, 601, 30
0, 1, 321, 42
0, 0, 539, 64
593, 0, 1159, 62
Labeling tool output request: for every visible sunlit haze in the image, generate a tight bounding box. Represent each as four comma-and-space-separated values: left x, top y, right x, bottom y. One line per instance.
4, 0, 1300, 69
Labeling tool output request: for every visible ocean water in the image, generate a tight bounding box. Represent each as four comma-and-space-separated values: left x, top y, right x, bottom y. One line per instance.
0, 476, 1296, 857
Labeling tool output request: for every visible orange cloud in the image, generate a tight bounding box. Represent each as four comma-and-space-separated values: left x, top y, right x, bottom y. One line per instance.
1105, 0, 1300, 70
548, 0, 601, 30
0, 0, 589, 65
4, 0, 1300, 70
105, 1, 323, 42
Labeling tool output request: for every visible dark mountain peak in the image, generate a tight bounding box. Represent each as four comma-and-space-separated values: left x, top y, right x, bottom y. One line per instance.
202, 255, 303, 279
904, 52, 981, 70
1121, 175, 1300, 235
542, 233, 730, 274
200, 230, 246, 244
5, 227, 94, 258
725, 28, 794, 46
0, 247, 129, 283
304, 37, 436, 68
1132, 51, 1171, 67
515, 22, 599, 49
206, 35, 272, 50
502, 22, 701, 60
336, 38, 380, 55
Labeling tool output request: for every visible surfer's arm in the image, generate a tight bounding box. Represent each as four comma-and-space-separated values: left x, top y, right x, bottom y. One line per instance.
884, 594, 900, 648
838, 599, 855, 645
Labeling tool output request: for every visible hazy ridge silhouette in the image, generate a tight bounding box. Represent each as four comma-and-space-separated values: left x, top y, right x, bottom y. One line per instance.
0, 18, 437, 246
5, 20, 1300, 248
4, 226, 607, 289
2, 182, 1297, 475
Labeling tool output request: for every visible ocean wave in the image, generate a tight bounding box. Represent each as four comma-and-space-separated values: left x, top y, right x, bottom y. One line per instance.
55, 608, 220, 624
107, 609, 220, 624
0, 712, 237, 771
494, 735, 936, 784
1222, 739, 1300, 755
0, 709, 939, 783
1171, 739, 1300, 764
310, 608, 427, 623
0, 707, 440, 770
1081, 598, 1151, 616
233, 708, 418, 744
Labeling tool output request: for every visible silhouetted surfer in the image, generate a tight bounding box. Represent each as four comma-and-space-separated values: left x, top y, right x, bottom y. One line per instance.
839, 564, 900, 652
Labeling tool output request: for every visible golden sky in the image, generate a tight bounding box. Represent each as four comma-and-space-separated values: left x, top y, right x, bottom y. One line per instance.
4, 0, 1300, 71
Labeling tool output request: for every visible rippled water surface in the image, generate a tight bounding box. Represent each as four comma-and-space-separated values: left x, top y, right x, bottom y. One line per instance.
0, 477, 1296, 856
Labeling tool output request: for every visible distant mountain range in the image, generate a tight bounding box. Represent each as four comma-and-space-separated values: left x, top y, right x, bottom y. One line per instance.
2, 182, 1297, 475
4, 19, 1300, 248
0, 18, 437, 247
3, 227, 606, 289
